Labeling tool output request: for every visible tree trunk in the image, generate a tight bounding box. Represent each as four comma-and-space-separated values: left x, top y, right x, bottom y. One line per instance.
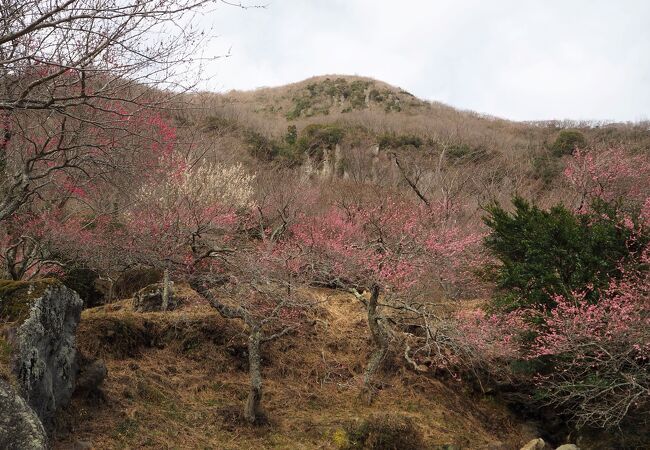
107, 277, 114, 304
363, 283, 389, 405
161, 268, 170, 311
189, 277, 265, 423
245, 326, 264, 425
0, 112, 10, 176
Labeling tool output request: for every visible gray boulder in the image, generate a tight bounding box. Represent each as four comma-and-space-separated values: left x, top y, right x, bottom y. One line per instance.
556, 445, 579, 450
133, 282, 177, 312
0, 378, 47, 450
1, 280, 83, 429
521, 438, 547, 450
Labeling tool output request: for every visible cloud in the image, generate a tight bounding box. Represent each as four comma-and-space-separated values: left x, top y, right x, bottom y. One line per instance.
199, 0, 650, 121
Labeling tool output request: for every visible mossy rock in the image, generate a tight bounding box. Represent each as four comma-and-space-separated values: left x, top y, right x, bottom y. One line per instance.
133, 282, 178, 312
0, 282, 83, 428
0, 279, 61, 323
0, 378, 48, 449
0, 334, 12, 381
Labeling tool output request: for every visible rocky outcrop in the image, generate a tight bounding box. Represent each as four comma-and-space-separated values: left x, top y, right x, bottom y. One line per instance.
0, 378, 48, 449
520, 438, 548, 450
133, 282, 177, 312
519, 439, 580, 450
1, 280, 84, 429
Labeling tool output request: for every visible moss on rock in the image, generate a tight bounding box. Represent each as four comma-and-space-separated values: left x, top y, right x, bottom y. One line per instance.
0, 281, 83, 429
0, 279, 61, 323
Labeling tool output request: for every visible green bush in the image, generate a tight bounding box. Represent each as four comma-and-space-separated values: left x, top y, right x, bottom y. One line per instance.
445, 144, 470, 160
531, 154, 562, 184
287, 78, 372, 119
551, 130, 586, 156
284, 125, 297, 145
343, 413, 423, 450
286, 97, 311, 120
275, 145, 303, 166
245, 123, 347, 165
383, 101, 401, 113
348, 80, 371, 108
286, 78, 415, 117
483, 197, 645, 311
378, 133, 422, 150
244, 129, 281, 161
296, 124, 345, 161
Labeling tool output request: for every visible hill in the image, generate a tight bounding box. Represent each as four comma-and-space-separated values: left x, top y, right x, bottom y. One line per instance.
174, 74, 650, 209
2, 74, 648, 450
52, 285, 538, 449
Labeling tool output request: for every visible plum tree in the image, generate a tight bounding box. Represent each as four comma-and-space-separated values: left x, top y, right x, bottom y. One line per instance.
290, 193, 482, 402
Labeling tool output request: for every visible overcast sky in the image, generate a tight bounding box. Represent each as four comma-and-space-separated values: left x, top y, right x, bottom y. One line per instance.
200, 0, 650, 122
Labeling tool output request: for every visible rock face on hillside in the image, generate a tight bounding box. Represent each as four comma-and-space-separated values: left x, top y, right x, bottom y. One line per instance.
1, 280, 84, 429
133, 282, 177, 312
520, 438, 548, 450
0, 378, 47, 450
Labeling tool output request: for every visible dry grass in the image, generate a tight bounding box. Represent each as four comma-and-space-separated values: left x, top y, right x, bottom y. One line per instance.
51, 287, 539, 449
186, 74, 650, 153
171, 74, 650, 218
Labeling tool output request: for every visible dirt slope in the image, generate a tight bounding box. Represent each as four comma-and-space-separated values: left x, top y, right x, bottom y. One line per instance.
53, 286, 536, 449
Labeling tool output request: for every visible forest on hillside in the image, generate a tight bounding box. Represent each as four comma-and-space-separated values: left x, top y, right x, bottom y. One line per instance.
0, 1, 648, 449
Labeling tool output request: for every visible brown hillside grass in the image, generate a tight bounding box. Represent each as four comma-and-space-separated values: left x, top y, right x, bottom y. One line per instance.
52, 286, 536, 449
184, 74, 650, 153
168, 74, 649, 216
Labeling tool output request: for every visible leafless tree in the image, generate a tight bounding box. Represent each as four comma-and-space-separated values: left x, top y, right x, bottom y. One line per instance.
189, 245, 306, 425
0, 0, 250, 222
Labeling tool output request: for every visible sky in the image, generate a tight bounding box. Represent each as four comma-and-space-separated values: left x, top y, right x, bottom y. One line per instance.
199, 0, 650, 122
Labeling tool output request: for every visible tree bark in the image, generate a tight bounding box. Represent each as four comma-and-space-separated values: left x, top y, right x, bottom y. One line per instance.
190, 277, 269, 425
363, 283, 389, 404
245, 326, 264, 425
161, 268, 170, 311
107, 277, 114, 304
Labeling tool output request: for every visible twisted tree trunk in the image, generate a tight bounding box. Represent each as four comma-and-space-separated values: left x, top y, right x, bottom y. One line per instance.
190, 277, 268, 425
161, 269, 170, 311
362, 283, 389, 404
245, 326, 264, 424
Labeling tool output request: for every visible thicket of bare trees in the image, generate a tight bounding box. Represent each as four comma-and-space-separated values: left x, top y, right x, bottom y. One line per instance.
0, 0, 226, 221
0, 0, 249, 279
